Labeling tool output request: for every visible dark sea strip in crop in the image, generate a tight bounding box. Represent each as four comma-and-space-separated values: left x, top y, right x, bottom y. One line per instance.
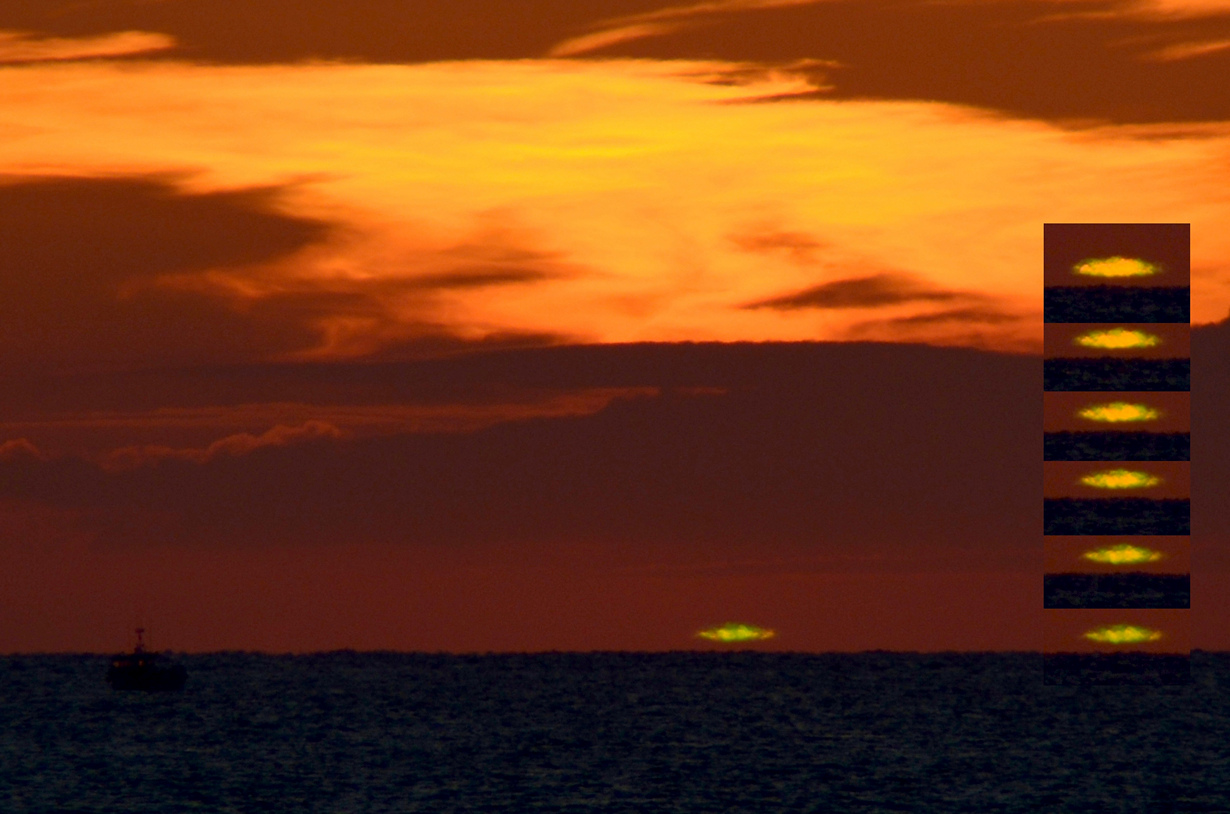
1043, 498, 1189, 535
1043, 431, 1189, 461
1043, 572, 1190, 609
1044, 286, 1189, 323
1043, 358, 1189, 391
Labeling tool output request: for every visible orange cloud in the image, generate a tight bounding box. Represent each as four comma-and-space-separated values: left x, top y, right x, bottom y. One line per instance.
0, 30, 175, 63
1, 59, 1228, 361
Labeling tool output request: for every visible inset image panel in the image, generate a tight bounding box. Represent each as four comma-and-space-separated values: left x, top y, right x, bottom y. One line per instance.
1044, 391, 1189, 461
1043, 323, 1189, 391
1043, 223, 1190, 323
1044, 461, 1189, 533
1044, 323, 1190, 360
1044, 536, 1190, 608
1043, 609, 1190, 685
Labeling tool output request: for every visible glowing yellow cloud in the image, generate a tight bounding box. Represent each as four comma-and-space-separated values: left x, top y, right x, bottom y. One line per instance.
697, 622, 776, 642
1081, 543, 1166, 565
1082, 624, 1163, 644
1076, 402, 1162, 423
1079, 468, 1162, 489
1072, 256, 1161, 278
1073, 328, 1162, 350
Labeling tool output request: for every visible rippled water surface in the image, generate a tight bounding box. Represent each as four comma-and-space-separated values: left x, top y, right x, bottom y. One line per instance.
2, 651, 1228, 813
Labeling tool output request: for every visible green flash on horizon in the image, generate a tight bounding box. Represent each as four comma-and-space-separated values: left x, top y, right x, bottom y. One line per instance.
1077, 402, 1162, 423
1073, 328, 1161, 350
697, 623, 776, 643
1082, 543, 1166, 565
1079, 468, 1162, 489
1072, 257, 1161, 278
1082, 624, 1163, 644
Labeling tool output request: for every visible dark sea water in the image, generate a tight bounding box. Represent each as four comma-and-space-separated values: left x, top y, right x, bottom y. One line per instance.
1042, 285, 1190, 324
1043, 572, 1191, 609
3, 651, 1228, 813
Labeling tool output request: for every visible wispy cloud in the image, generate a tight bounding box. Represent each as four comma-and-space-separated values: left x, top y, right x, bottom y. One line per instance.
1143, 37, 1230, 59
101, 420, 346, 471
743, 273, 969, 310
548, 23, 686, 57
840, 307, 1028, 348
2, 388, 664, 463
877, 307, 1024, 326
729, 229, 827, 262
1125, 0, 1230, 17
549, 0, 824, 56
0, 30, 175, 63
1029, 0, 1230, 21
595, 0, 823, 26
0, 438, 47, 461
3, 390, 661, 435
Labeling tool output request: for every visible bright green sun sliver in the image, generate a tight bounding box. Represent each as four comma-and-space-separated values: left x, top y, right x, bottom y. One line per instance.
1073, 328, 1161, 350
1083, 624, 1163, 644
1082, 544, 1165, 565
697, 623, 776, 642
1077, 402, 1161, 423
1079, 468, 1162, 489
1072, 256, 1161, 278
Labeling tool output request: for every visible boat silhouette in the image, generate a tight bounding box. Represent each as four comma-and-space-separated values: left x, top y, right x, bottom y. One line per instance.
107, 627, 187, 691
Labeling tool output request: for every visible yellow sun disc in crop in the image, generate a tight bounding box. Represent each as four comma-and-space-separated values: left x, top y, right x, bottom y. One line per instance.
1072, 257, 1161, 278
1073, 328, 1161, 350
1079, 468, 1161, 489
696, 623, 776, 642
1077, 402, 1162, 423
1081, 544, 1165, 565
1083, 624, 1163, 644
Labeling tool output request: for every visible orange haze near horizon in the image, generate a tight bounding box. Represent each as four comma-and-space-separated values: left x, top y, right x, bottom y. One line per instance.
3, 0, 1230, 654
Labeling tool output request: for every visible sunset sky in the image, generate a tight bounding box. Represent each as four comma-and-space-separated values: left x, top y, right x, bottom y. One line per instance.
2, 0, 1227, 652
